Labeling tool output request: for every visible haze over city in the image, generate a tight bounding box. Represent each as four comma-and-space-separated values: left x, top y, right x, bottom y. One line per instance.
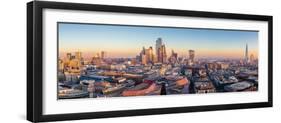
57, 22, 259, 99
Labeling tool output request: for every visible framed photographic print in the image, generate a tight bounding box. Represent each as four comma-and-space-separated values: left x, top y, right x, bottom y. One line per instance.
27, 1, 273, 122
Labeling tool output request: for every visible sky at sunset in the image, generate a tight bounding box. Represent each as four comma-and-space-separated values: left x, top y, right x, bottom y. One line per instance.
58, 22, 259, 59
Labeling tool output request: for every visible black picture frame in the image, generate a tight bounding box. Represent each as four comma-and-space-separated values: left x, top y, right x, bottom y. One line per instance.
27, 1, 273, 122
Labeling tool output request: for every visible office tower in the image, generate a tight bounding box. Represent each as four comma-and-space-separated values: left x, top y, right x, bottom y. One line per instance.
189, 50, 195, 62
245, 43, 249, 63
138, 38, 167, 63
171, 50, 178, 59
157, 44, 167, 63
141, 53, 147, 65
140, 46, 154, 64
148, 46, 153, 62
142, 46, 145, 54
144, 46, 154, 63
155, 38, 163, 62
140, 46, 145, 57
157, 48, 161, 63
139, 46, 145, 63
155, 38, 167, 63
152, 54, 157, 63
145, 48, 150, 62
162, 45, 167, 63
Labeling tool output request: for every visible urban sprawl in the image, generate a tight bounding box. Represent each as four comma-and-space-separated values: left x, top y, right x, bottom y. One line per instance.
58, 38, 258, 99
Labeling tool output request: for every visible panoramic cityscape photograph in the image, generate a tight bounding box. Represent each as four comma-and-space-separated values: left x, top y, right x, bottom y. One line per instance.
57, 22, 259, 99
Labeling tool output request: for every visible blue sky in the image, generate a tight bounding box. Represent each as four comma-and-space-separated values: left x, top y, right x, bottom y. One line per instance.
58, 22, 258, 59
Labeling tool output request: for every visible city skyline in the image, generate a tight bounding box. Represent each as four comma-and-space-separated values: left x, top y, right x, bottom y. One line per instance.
59, 23, 259, 59
57, 23, 259, 99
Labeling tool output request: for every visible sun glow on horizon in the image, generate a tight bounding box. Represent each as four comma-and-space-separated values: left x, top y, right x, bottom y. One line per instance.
58, 23, 259, 60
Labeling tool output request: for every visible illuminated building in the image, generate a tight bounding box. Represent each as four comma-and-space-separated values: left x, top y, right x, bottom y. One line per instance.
245, 43, 249, 63
162, 45, 167, 63
67, 53, 72, 60
148, 46, 154, 62
139, 47, 146, 64
159, 66, 167, 75
61, 52, 83, 73
75, 51, 82, 60
137, 38, 167, 64
157, 44, 167, 63
68, 59, 81, 69
141, 53, 147, 65
130, 58, 137, 65
139, 46, 155, 64
155, 38, 163, 62
145, 46, 154, 63
155, 38, 167, 63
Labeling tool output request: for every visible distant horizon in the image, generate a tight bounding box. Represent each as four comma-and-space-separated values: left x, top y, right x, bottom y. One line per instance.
58, 50, 258, 60
58, 23, 259, 59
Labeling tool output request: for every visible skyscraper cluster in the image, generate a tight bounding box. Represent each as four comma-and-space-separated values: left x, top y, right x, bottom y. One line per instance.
139, 38, 168, 65
58, 37, 259, 99
155, 38, 167, 63
91, 51, 106, 65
